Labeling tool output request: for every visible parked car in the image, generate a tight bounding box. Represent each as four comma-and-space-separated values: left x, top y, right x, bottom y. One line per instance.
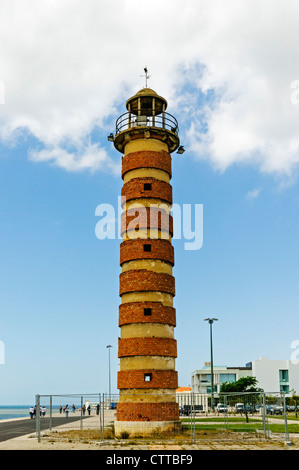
217, 404, 228, 413
272, 405, 283, 415
180, 404, 203, 416
234, 403, 244, 413
245, 405, 253, 413
266, 405, 283, 415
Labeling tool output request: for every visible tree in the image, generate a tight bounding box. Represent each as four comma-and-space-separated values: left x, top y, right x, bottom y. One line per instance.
220, 376, 263, 423
220, 376, 262, 394
289, 389, 299, 418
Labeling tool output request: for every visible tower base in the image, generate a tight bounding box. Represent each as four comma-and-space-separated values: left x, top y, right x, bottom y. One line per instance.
114, 420, 181, 438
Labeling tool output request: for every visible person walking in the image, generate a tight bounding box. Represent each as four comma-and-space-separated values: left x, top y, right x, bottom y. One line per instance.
87, 404, 91, 416
65, 405, 69, 418
29, 406, 34, 419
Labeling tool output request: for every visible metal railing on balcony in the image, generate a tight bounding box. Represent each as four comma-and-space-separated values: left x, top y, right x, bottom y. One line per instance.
115, 111, 179, 136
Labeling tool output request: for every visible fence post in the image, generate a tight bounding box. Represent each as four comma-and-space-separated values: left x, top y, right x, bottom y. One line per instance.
282, 392, 290, 444
49, 395, 52, 431
80, 396, 83, 430
102, 393, 105, 438
190, 392, 195, 444
262, 393, 269, 439
224, 395, 228, 430
100, 395, 102, 441
99, 393, 103, 441
35, 394, 41, 443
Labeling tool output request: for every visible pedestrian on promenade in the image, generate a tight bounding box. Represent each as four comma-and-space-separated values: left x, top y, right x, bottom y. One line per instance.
87, 405, 91, 416
72, 404, 76, 413
65, 405, 69, 418
96, 403, 100, 415
59, 405, 62, 414
29, 407, 34, 419
82, 405, 86, 416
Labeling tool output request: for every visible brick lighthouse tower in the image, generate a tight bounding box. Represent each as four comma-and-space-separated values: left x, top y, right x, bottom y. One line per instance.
110, 80, 183, 437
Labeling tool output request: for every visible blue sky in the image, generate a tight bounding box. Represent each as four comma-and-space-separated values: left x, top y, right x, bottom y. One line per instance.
0, 0, 299, 404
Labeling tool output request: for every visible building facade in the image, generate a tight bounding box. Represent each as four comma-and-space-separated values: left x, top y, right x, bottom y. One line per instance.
192, 357, 299, 397
251, 356, 299, 395
111, 87, 181, 437
191, 362, 252, 394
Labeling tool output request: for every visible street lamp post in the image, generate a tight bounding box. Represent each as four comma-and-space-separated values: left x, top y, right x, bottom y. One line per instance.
204, 318, 218, 412
106, 345, 112, 407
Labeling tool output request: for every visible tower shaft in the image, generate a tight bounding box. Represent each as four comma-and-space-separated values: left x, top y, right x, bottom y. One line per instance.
112, 88, 181, 437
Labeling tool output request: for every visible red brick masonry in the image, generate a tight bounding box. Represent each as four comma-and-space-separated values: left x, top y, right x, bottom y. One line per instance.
121, 177, 172, 205
120, 206, 173, 237
116, 402, 179, 422
120, 239, 174, 266
122, 150, 172, 179
117, 370, 178, 389
118, 337, 177, 358
119, 302, 176, 327
119, 270, 175, 296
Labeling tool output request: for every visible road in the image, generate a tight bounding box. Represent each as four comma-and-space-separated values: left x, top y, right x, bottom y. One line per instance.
0, 416, 88, 442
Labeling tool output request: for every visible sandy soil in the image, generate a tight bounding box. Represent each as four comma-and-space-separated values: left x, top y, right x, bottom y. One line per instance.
0, 434, 297, 450
0, 414, 298, 451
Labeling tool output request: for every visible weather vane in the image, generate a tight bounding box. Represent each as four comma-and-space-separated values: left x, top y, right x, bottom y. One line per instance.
141, 67, 151, 88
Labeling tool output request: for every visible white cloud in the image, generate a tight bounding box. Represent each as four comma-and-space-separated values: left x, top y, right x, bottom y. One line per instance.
246, 188, 261, 201
0, 0, 299, 177
29, 143, 120, 174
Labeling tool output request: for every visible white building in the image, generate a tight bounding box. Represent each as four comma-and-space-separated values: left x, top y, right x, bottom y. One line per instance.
191, 357, 299, 397
176, 387, 208, 411
191, 362, 252, 394
251, 356, 299, 396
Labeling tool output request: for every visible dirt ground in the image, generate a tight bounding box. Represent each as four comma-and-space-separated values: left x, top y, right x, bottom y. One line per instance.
0, 429, 298, 451
0, 413, 298, 451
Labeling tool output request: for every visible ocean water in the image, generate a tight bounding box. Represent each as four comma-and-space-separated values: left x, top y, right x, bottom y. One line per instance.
0, 406, 31, 420
0, 405, 62, 421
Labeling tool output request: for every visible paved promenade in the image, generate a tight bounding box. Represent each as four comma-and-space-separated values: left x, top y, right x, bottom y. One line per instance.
0, 415, 89, 442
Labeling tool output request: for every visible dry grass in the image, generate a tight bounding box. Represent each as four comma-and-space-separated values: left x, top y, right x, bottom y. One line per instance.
44, 427, 290, 450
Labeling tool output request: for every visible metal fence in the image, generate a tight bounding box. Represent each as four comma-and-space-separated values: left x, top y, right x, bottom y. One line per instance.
187, 391, 292, 444
35, 393, 113, 443
34, 391, 295, 446
115, 111, 179, 135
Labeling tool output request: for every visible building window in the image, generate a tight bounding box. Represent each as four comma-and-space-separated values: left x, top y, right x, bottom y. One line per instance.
220, 373, 236, 384
144, 308, 152, 316
144, 373, 152, 382
143, 244, 151, 252
144, 183, 152, 191
279, 370, 289, 382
